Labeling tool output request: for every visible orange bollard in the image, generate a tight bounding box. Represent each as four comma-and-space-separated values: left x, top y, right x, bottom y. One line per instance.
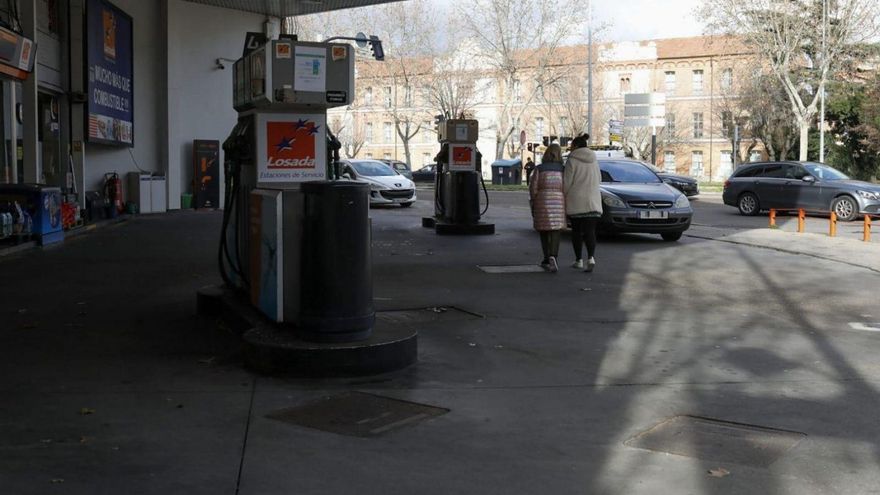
864, 215, 872, 242
797, 209, 805, 233
829, 212, 837, 237
769, 209, 776, 228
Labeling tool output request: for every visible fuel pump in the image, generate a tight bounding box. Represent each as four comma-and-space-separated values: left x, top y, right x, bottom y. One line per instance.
422, 117, 494, 235
219, 37, 374, 343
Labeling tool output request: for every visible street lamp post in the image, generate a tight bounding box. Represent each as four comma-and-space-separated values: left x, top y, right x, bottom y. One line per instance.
819, 0, 827, 163
587, 0, 593, 142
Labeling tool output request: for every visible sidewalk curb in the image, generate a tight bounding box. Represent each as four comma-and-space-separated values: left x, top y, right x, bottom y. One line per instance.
0, 216, 131, 258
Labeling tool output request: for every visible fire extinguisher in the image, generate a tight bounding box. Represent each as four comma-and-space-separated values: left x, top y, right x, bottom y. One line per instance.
103, 172, 123, 213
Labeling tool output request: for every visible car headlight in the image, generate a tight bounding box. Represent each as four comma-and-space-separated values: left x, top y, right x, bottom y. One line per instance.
858, 190, 880, 200
370, 183, 387, 191
674, 195, 690, 208
602, 194, 626, 208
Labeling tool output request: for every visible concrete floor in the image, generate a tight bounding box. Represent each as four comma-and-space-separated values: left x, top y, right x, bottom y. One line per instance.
2, 193, 880, 494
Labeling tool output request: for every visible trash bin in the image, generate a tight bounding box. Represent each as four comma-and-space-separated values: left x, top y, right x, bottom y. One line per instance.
181, 193, 193, 209
491, 159, 523, 185
299, 181, 374, 342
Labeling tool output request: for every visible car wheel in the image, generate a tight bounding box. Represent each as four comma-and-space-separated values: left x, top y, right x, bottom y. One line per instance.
831, 195, 858, 222
738, 192, 760, 216
400, 201, 413, 208
661, 232, 683, 242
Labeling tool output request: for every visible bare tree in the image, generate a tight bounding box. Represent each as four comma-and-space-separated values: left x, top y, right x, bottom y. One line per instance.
700, 0, 880, 160
428, 50, 484, 119
457, 0, 584, 159
357, 0, 437, 167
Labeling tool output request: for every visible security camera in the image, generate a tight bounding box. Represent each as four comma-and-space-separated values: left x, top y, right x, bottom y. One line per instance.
215, 58, 226, 70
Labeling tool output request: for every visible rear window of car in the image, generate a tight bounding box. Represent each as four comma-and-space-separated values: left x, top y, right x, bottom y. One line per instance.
759, 164, 786, 178
733, 165, 763, 178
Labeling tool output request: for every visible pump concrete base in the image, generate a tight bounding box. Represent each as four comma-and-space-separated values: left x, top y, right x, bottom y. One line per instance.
422, 216, 495, 235
197, 285, 417, 377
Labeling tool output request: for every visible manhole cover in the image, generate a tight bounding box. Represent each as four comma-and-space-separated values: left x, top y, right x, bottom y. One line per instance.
477, 264, 546, 274
267, 391, 449, 437
625, 416, 805, 467
377, 306, 482, 325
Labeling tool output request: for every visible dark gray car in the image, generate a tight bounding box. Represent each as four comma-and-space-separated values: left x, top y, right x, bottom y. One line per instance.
722, 161, 880, 221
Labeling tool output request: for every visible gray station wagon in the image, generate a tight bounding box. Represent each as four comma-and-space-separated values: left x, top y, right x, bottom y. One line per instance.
722, 161, 880, 221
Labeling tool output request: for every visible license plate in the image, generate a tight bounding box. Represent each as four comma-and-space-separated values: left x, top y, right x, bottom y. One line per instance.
638, 210, 669, 219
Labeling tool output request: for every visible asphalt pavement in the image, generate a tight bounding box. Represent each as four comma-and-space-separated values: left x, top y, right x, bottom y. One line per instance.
2, 191, 880, 494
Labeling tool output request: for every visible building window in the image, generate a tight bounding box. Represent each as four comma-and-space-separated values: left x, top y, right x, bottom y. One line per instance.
749, 150, 762, 162
383, 152, 392, 160
422, 152, 431, 165
366, 153, 373, 159
535, 117, 544, 141
422, 121, 433, 143
383, 122, 392, 143
559, 117, 569, 136
364, 87, 373, 106
692, 70, 704, 95
664, 71, 676, 94
404, 86, 413, 107
721, 68, 733, 91
619, 73, 632, 95
721, 111, 733, 137
512, 79, 522, 102
665, 113, 676, 139
365, 122, 373, 143
663, 151, 675, 173
693, 112, 704, 139
384, 86, 392, 108
691, 151, 704, 177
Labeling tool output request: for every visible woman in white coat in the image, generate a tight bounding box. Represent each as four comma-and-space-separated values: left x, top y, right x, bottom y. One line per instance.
563, 134, 602, 272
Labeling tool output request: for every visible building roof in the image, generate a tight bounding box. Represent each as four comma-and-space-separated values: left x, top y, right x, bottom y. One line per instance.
654, 36, 751, 59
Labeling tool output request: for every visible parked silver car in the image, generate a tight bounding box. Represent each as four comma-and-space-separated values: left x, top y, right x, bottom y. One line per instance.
597, 159, 694, 242
722, 161, 880, 221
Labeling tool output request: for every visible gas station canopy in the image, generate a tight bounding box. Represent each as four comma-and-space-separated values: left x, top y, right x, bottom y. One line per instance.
184, 0, 403, 16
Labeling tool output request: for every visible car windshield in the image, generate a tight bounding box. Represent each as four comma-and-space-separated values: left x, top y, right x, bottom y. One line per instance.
599, 161, 662, 183
352, 161, 398, 177
803, 162, 849, 180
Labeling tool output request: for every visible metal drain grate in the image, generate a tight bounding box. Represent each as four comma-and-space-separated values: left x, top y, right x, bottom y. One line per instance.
625, 415, 805, 467
267, 391, 449, 437
376, 306, 482, 325
478, 264, 546, 274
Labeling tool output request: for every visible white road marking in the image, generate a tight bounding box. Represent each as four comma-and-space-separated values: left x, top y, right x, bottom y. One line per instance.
848, 322, 880, 332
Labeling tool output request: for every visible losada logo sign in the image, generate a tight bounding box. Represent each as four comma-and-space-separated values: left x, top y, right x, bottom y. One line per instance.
451, 145, 473, 166
266, 119, 321, 169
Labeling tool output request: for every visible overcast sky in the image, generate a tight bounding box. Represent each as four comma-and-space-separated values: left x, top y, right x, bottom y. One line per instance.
594, 0, 705, 41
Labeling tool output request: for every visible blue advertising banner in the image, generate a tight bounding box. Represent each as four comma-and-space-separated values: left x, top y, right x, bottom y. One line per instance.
86, 0, 133, 146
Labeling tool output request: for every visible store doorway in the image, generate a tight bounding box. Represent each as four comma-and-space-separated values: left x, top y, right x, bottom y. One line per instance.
39, 93, 62, 187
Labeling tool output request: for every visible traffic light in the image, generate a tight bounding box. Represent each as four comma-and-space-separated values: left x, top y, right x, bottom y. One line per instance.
527, 143, 534, 152
369, 35, 384, 61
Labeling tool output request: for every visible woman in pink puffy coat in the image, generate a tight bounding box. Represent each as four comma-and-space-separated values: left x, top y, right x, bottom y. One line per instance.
529, 143, 566, 272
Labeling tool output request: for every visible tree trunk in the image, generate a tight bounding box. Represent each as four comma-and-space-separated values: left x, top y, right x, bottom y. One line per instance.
495, 138, 506, 161
798, 121, 809, 161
